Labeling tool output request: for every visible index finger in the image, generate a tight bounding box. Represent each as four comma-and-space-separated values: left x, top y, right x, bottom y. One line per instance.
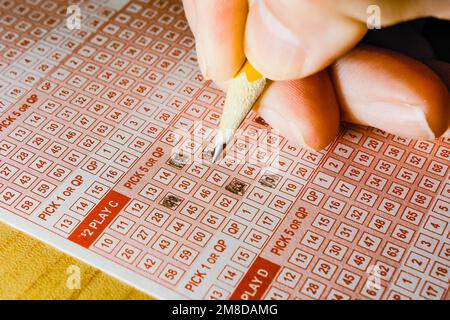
182, 0, 248, 81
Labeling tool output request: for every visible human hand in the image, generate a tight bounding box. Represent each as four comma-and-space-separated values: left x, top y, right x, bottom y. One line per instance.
182, 0, 450, 150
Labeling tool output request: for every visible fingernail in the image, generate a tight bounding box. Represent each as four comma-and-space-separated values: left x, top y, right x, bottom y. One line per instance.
258, 107, 314, 151
359, 102, 436, 139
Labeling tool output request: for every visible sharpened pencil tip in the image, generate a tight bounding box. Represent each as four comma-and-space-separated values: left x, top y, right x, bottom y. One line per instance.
212, 143, 225, 163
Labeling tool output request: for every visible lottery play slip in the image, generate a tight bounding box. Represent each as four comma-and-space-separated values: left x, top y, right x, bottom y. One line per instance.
0, 0, 449, 300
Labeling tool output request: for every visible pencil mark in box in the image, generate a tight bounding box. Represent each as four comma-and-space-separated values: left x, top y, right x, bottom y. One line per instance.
160, 193, 183, 210
254, 116, 269, 126
167, 152, 189, 170
259, 173, 282, 189
225, 178, 249, 196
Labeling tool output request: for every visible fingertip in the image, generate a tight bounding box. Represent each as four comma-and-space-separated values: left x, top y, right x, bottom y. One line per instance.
182, 0, 197, 34
245, 0, 366, 81
193, 0, 248, 82
331, 46, 450, 139
424, 60, 450, 90
255, 71, 340, 151
244, 0, 305, 81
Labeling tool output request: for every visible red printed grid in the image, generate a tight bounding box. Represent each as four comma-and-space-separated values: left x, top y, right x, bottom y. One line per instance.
0, 0, 448, 300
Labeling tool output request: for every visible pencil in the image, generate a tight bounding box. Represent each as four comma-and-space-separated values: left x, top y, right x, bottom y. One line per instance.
212, 61, 266, 162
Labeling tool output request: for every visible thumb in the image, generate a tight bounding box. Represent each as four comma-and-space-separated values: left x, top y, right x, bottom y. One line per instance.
245, 0, 449, 81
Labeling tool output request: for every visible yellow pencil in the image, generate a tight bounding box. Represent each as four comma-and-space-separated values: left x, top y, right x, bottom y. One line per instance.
212, 61, 267, 162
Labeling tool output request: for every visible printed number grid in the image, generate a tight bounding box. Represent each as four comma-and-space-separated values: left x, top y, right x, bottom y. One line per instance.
0, 0, 448, 300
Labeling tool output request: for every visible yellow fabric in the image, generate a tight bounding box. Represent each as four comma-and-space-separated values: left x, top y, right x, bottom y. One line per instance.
0, 222, 152, 300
